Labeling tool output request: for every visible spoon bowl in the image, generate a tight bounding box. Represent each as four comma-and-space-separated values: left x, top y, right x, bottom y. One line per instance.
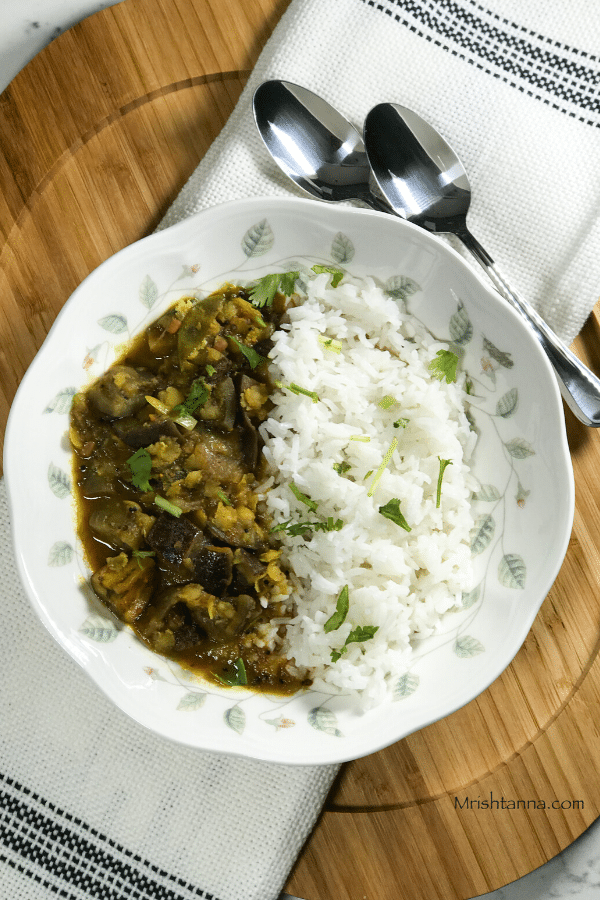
364, 103, 472, 235
363, 101, 600, 426
252, 80, 389, 210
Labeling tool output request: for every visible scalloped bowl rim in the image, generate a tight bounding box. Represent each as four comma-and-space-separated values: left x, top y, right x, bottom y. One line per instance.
4, 197, 574, 765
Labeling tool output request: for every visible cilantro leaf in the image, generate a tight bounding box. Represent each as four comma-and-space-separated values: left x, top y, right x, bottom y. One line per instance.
248, 271, 299, 308
270, 517, 343, 536
346, 624, 379, 645
331, 623, 379, 662
311, 264, 344, 287
174, 377, 209, 416
436, 457, 453, 508
132, 549, 156, 568
428, 349, 459, 383
127, 447, 153, 492
324, 585, 350, 633
229, 336, 266, 369
279, 270, 300, 296
214, 657, 247, 686
378, 498, 411, 532
333, 461, 351, 475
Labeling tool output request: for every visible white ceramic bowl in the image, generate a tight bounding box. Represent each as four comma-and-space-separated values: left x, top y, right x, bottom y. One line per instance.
4, 197, 574, 765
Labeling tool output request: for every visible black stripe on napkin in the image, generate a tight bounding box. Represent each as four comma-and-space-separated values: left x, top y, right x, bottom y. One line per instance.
363, 0, 600, 125
0, 774, 218, 900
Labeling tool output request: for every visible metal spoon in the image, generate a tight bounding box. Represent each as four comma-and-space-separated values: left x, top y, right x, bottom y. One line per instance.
363, 101, 600, 426
252, 80, 390, 212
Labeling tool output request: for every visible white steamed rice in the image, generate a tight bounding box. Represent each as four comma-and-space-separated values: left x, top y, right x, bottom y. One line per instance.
259, 272, 477, 708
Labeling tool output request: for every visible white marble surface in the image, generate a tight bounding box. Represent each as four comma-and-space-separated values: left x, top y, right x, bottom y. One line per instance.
1, 1, 600, 898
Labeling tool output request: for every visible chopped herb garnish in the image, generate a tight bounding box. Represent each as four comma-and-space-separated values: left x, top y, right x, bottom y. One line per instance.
378, 498, 411, 531
350, 435, 370, 442
217, 490, 232, 506
367, 438, 398, 497
173, 409, 197, 431
393, 417, 409, 429
323, 516, 344, 532
333, 461, 351, 475
428, 349, 459, 383
206, 364, 217, 376
127, 447, 153, 492
229, 336, 266, 369
147, 390, 199, 429
275, 380, 320, 402
331, 624, 379, 662
290, 383, 319, 402
378, 395, 396, 410
145, 394, 170, 415
132, 549, 156, 568
311, 264, 344, 287
436, 458, 453, 507
254, 314, 267, 329
248, 271, 300, 308
324, 585, 349, 633
279, 270, 300, 295
318, 335, 342, 354
270, 517, 343, 536
214, 657, 247, 686
175, 377, 209, 415
347, 624, 379, 644
154, 495, 183, 517
290, 483, 319, 512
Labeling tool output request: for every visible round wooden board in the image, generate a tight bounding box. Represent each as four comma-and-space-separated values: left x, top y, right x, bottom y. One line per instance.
2, 2, 600, 898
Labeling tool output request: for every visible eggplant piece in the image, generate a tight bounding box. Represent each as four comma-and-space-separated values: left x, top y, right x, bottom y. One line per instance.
147, 513, 198, 566
206, 520, 267, 551
198, 377, 236, 431
187, 545, 233, 597
89, 499, 155, 552
189, 591, 257, 640
237, 375, 262, 470
80, 470, 116, 498
142, 583, 258, 649
140, 583, 213, 651
113, 414, 180, 449
231, 548, 267, 592
87, 365, 157, 420
91, 552, 156, 623
238, 411, 258, 472
147, 514, 233, 596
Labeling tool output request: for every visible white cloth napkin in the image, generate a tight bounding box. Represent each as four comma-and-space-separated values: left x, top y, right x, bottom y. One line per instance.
160, 0, 600, 348
4, 2, 600, 900
0, 465, 336, 900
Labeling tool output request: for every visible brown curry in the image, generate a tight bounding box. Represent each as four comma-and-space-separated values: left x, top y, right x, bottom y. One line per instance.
70, 284, 307, 692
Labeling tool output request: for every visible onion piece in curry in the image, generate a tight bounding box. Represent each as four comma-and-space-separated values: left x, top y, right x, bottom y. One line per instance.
69, 284, 307, 693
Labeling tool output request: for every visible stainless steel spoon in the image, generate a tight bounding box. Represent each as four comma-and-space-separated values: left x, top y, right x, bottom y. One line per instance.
252, 80, 391, 212
363, 101, 600, 426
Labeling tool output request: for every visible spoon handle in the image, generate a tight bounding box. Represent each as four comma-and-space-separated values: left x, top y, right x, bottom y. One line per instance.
460, 229, 600, 427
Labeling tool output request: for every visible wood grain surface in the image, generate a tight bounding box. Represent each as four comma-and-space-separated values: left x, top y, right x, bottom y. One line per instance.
2, 1, 600, 898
